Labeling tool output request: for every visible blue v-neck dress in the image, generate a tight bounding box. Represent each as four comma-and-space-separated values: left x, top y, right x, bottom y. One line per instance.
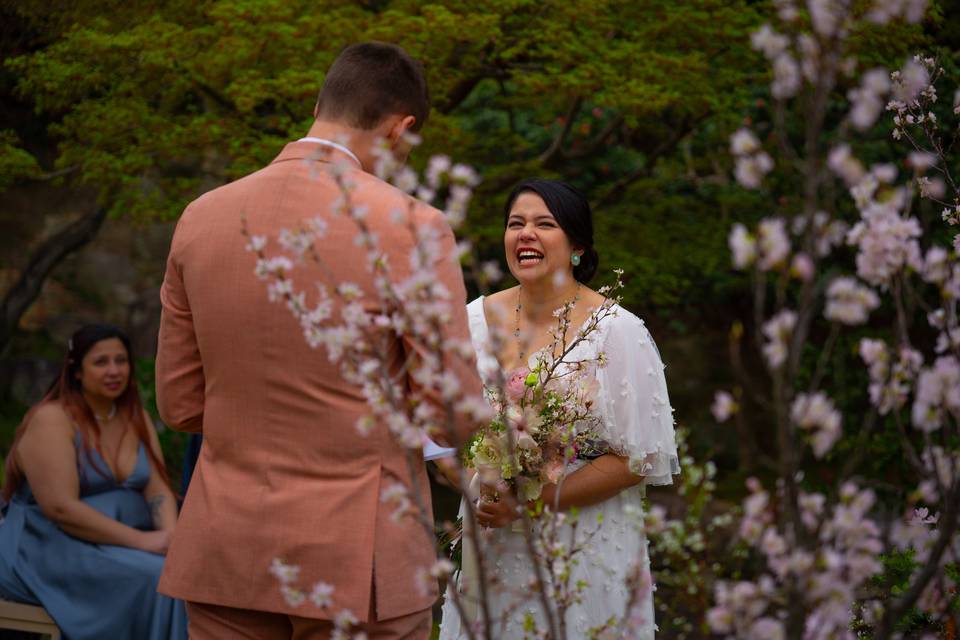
0, 437, 188, 640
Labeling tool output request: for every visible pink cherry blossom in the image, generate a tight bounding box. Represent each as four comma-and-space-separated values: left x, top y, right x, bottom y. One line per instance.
762, 310, 796, 369
847, 200, 922, 287
824, 277, 880, 325
729, 223, 757, 269
730, 128, 761, 155
750, 24, 789, 59
912, 356, 960, 432
791, 392, 842, 458
758, 218, 791, 270
711, 391, 738, 422
790, 253, 815, 281
771, 52, 801, 99
828, 145, 866, 186
506, 367, 530, 402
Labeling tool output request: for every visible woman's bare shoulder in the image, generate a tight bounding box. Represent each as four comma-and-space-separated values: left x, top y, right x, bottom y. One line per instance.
486, 286, 517, 306
28, 402, 74, 428
19, 402, 75, 449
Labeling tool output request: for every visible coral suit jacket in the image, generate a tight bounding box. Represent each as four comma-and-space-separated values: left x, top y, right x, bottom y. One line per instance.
155, 139, 481, 621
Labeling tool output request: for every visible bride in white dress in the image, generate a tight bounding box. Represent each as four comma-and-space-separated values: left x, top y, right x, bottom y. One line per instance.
433, 178, 680, 639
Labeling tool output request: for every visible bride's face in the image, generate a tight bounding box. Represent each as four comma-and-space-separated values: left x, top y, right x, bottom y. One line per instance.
504, 192, 576, 285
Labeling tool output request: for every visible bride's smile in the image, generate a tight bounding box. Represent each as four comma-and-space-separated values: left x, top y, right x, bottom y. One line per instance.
505, 192, 580, 283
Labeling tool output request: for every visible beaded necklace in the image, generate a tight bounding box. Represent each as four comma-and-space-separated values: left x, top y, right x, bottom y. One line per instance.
514, 283, 581, 364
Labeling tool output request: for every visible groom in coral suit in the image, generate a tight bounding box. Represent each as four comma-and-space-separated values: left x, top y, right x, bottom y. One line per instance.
155, 42, 481, 639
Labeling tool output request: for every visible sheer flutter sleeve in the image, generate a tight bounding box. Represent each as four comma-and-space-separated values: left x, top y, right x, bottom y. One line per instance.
595, 309, 680, 486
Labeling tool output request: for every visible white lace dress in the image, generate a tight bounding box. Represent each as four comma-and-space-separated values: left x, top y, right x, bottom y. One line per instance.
436, 297, 680, 639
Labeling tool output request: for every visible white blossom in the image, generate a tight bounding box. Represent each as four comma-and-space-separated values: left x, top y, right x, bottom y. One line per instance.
912, 356, 960, 432
871, 163, 898, 184
735, 153, 774, 189
847, 199, 923, 287
482, 260, 504, 283
730, 128, 762, 156
712, 391, 738, 422
905, 0, 928, 23
762, 310, 797, 369
245, 235, 267, 253
309, 582, 335, 608
349, 204, 369, 222
750, 24, 789, 59
849, 93, 883, 130
797, 34, 820, 82
758, 218, 791, 270
774, 0, 799, 20
892, 59, 930, 104
450, 163, 480, 186
908, 151, 937, 171
426, 154, 451, 188
917, 176, 946, 200
269, 558, 301, 585
848, 69, 890, 131
772, 52, 801, 99
790, 253, 815, 281
334, 609, 358, 631
808, 0, 841, 37
278, 228, 316, 261
791, 392, 842, 458
863, 67, 892, 95
824, 277, 880, 325
281, 585, 306, 607
392, 167, 419, 194
729, 223, 757, 269
921, 246, 950, 284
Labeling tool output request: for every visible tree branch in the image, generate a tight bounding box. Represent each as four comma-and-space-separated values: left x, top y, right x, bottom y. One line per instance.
594, 110, 711, 207
562, 114, 624, 161
0, 204, 109, 355
24, 165, 81, 182
876, 480, 960, 638
538, 96, 582, 166
435, 74, 489, 114
187, 75, 238, 113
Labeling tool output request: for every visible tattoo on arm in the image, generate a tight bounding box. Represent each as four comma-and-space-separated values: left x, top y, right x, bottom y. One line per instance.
149, 496, 165, 523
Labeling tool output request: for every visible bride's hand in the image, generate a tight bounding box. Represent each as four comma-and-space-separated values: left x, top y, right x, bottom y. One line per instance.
475, 491, 521, 529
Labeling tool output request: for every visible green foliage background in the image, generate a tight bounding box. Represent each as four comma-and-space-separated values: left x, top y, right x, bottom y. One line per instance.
1, 3, 959, 632
0, 0, 773, 456
1, 0, 952, 479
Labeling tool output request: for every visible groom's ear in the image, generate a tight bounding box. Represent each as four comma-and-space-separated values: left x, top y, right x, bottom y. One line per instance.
386, 114, 417, 143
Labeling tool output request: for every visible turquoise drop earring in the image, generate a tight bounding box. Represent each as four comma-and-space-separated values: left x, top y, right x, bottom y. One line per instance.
571, 253, 581, 267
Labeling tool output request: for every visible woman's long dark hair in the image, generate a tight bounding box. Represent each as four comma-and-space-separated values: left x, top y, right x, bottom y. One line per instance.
503, 178, 599, 283
3, 324, 173, 501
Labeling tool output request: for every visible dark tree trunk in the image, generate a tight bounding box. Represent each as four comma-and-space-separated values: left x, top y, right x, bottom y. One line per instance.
0, 205, 108, 355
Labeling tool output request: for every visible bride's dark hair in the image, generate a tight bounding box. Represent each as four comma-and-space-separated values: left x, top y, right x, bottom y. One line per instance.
503, 178, 599, 284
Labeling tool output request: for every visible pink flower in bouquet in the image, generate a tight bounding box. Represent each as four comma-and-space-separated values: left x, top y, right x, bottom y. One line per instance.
506, 367, 531, 402
475, 462, 501, 485
539, 440, 567, 484
579, 376, 600, 410
543, 458, 566, 484
515, 429, 538, 450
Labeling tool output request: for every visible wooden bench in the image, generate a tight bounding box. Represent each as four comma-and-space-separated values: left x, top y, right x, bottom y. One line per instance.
0, 599, 60, 639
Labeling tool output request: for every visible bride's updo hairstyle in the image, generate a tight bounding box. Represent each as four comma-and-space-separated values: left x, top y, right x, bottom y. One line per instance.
503, 178, 599, 284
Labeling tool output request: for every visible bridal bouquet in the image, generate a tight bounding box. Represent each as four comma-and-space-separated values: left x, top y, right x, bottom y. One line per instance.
466, 352, 607, 503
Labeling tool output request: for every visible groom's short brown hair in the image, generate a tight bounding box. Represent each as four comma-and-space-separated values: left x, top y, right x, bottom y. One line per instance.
316, 42, 430, 132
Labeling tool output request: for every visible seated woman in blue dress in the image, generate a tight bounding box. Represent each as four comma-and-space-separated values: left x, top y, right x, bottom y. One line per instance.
0, 323, 188, 640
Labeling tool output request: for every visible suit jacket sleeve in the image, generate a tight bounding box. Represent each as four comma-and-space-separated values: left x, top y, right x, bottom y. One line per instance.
156, 212, 205, 433
403, 207, 483, 448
